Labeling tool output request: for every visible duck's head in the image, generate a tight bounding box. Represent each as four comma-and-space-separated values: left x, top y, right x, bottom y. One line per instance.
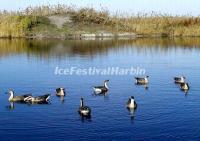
130, 96, 135, 99
6, 90, 14, 95
180, 75, 185, 79
60, 87, 65, 90
60, 87, 65, 93
56, 87, 66, 94
56, 87, 65, 91
146, 76, 149, 78
104, 80, 109, 83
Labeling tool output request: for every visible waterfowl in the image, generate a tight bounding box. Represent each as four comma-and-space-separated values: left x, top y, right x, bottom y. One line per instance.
56, 88, 66, 96
6, 90, 32, 102
174, 76, 186, 83
24, 94, 50, 103
126, 96, 137, 109
78, 98, 91, 116
180, 83, 190, 91
135, 76, 149, 84
93, 80, 109, 94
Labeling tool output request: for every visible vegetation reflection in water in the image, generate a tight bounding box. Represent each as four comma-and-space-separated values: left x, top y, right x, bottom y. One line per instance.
0, 37, 200, 59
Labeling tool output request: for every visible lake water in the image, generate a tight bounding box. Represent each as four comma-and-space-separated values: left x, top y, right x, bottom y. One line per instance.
0, 38, 200, 141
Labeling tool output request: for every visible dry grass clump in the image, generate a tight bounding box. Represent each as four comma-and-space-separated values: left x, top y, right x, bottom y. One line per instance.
0, 15, 39, 37
70, 8, 113, 25
1, 4, 200, 37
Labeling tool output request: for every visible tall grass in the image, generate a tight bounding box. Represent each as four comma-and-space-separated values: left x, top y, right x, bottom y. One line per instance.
1, 4, 200, 38
0, 15, 39, 37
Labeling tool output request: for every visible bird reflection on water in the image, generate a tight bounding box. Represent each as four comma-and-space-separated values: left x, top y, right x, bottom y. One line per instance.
127, 108, 137, 123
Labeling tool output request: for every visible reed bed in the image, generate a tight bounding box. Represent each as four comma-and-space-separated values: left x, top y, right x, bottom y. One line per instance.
0, 4, 200, 38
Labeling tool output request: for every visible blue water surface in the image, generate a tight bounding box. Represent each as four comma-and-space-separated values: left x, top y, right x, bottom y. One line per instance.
0, 38, 200, 141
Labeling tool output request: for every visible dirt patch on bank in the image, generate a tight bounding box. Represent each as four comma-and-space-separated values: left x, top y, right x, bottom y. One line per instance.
48, 16, 72, 29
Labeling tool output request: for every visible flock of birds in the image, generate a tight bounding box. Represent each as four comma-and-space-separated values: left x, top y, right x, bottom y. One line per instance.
5, 75, 189, 117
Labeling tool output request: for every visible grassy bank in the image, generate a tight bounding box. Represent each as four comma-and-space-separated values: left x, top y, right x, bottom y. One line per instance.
1, 5, 200, 38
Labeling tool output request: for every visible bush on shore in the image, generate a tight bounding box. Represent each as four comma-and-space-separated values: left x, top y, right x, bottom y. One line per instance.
1, 5, 200, 38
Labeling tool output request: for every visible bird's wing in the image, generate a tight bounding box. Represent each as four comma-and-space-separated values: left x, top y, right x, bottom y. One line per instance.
180, 83, 185, 87
94, 86, 104, 89
174, 77, 181, 81
135, 77, 143, 80
56, 88, 61, 93
84, 106, 91, 111
134, 101, 137, 108
35, 94, 50, 100
126, 98, 131, 105
22, 94, 32, 98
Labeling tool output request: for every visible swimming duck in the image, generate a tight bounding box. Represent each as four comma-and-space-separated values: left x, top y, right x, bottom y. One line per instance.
180, 83, 190, 91
126, 96, 137, 109
174, 76, 186, 83
93, 80, 109, 94
56, 88, 66, 96
78, 98, 91, 116
24, 94, 51, 103
6, 90, 32, 102
135, 76, 149, 84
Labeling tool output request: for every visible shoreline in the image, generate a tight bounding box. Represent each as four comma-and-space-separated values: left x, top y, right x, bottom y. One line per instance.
1, 33, 200, 40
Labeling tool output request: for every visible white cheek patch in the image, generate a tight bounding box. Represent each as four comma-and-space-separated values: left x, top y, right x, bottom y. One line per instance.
104, 82, 109, 89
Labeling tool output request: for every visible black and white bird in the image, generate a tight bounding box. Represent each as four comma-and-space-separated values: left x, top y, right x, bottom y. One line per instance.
93, 80, 109, 94
126, 96, 137, 109
24, 94, 50, 103
78, 98, 91, 116
135, 76, 149, 84
6, 90, 32, 102
56, 88, 66, 96
174, 76, 186, 83
180, 82, 190, 91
